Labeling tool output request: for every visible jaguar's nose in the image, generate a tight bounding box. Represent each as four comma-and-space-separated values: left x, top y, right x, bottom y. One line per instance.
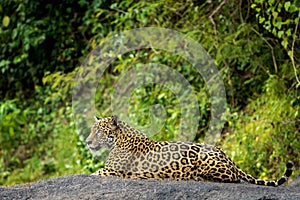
86, 139, 92, 145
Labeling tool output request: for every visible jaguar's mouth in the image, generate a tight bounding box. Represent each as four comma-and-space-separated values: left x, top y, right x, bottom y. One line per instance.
88, 145, 101, 152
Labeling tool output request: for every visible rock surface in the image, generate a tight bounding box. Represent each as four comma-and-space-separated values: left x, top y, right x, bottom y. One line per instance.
1, 174, 299, 200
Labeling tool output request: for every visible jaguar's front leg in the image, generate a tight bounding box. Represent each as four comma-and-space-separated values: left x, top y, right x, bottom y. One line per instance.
91, 168, 119, 176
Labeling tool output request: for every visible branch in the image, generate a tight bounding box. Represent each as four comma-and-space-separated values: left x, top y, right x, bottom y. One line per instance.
209, 1, 227, 36
289, 10, 300, 87
251, 27, 278, 74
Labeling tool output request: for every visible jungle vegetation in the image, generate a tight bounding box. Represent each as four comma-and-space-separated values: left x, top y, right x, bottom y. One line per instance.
0, 0, 299, 185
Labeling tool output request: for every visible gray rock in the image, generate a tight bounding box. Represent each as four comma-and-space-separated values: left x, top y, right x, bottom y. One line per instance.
1, 174, 299, 200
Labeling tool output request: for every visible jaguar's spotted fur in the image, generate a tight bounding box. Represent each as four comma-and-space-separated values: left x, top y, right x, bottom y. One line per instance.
86, 115, 293, 186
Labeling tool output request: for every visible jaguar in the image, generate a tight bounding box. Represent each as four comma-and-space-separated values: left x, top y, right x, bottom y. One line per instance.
86, 115, 293, 186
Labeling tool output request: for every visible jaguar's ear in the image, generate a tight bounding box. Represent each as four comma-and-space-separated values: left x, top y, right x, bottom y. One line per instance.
111, 115, 121, 130
112, 115, 119, 125
94, 116, 100, 122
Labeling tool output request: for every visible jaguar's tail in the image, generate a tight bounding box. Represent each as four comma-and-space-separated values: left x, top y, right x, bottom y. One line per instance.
238, 161, 293, 187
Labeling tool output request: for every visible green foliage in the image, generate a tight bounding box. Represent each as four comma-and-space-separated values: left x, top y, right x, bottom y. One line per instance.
0, 100, 33, 181
0, 86, 83, 185
1, 0, 299, 186
93, 51, 209, 142
251, 0, 300, 87
0, 0, 93, 99
222, 76, 300, 180
251, 0, 299, 49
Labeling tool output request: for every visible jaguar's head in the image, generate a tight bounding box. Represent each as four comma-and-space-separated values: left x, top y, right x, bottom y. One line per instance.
86, 115, 121, 151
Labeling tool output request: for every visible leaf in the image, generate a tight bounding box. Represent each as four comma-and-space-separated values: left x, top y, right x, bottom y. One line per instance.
88, 54, 94, 65
268, 0, 275, 6
277, 30, 284, 38
289, 4, 298, 13
272, 11, 278, 19
287, 50, 293, 58
259, 16, 265, 24
2, 15, 10, 27
281, 38, 288, 49
251, 4, 257, 9
284, 2, 291, 12
275, 21, 282, 29
0, 60, 10, 68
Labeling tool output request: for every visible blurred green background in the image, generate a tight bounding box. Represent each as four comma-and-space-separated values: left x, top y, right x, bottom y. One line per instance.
0, 0, 299, 186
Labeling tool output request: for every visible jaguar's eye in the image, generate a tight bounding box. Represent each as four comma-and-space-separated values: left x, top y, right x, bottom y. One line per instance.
96, 130, 101, 137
